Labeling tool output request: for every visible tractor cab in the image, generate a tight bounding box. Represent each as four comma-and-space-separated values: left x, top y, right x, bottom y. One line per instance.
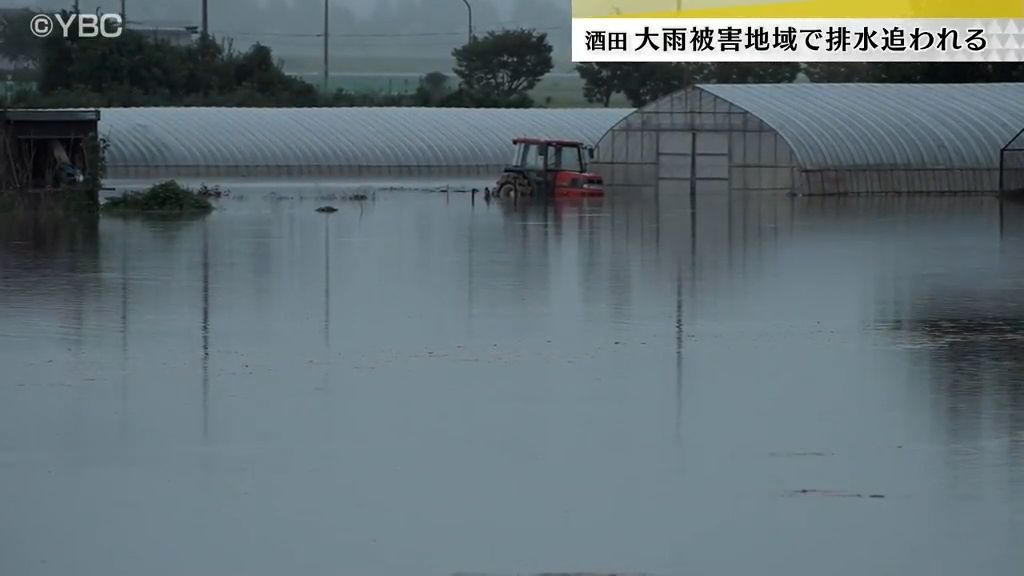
495, 138, 604, 198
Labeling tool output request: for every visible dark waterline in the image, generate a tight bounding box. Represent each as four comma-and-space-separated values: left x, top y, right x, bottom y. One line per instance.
2, 188, 1023, 576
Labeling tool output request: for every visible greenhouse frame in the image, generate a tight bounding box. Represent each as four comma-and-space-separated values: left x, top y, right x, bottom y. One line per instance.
99, 107, 633, 180
593, 83, 1024, 195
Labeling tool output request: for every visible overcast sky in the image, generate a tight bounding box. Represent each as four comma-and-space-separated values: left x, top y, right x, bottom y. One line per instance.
0, 0, 570, 27
1, 0, 573, 66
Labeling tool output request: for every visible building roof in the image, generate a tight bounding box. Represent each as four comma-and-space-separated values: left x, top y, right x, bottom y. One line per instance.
697, 83, 1024, 170
2, 109, 101, 122
99, 107, 632, 173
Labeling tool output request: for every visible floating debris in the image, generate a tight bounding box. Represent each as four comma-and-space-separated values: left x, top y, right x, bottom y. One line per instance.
789, 489, 886, 499
454, 569, 663, 573
196, 183, 229, 199
316, 206, 339, 213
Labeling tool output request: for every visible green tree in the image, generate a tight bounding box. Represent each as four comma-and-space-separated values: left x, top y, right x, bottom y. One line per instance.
576, 63, 708, 109
0, 9, 42, 69
452, 28, 553, 101
706, 62, 800, 83
416, 71, 451, 105
574, 62, 629, 107
803, 62, 1024, 84
868, 63, 1003, 83
618, 63, 707, 108
32, 22, 318, 107
803, 63, 872, 83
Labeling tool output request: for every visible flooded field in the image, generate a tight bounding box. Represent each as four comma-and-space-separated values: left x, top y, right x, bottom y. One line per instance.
2, 185, 1023, 576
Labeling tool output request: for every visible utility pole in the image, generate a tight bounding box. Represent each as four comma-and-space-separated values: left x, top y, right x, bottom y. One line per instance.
120, 0, 125, 27
323, 0, 329, 93
460, 0, 473, 43
201, 0, 208, 38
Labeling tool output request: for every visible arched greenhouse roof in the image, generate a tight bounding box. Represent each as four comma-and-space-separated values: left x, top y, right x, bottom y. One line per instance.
98, 107, 633, 177
696, 83, 1024, 170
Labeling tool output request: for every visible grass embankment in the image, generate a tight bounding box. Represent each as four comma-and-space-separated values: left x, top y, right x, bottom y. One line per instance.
102, 181, 214, 213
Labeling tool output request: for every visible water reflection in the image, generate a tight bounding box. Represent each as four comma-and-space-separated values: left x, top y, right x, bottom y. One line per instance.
202, 219, 211, 443
1, 191, 1023, 576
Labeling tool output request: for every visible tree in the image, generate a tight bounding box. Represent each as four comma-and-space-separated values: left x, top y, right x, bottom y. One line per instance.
868, 63, 1004, 83
618, 63, 707, 108
452, 28, 553, 100
575, 62, 629, 107
416, 71, 451, 105
576, 62, 706, 109
31, 23, 319, 107
803, 63, 872, 83
0, 9, 43, 69
803, 62, 1024, 84
421, 71, 450, 95
706, 63, 800, 83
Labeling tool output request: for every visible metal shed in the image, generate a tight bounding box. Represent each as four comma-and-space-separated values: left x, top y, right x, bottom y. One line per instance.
593, 83, 1024, 195
99, 107, 633, 180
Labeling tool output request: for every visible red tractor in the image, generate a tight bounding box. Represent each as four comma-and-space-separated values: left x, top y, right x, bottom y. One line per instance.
494, 138, 604, 198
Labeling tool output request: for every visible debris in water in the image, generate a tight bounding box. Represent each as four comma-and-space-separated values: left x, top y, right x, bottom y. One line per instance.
789, 489, 886, 499
196, 183, 229, 198
316, 206, 339, 213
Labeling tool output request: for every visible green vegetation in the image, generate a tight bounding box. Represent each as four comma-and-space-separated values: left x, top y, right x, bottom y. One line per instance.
0, 9, 41, 70
5, 14, 554, 108
11, 13, 321, 108
805, 62, 1024, 83
452, 29, 554, 107
575, 63, 803, 108
8, 3, 1024, 111
102, 181, 214, 213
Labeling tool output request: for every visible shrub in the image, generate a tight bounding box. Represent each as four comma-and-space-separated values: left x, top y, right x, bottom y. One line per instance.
102, 180, 213, 213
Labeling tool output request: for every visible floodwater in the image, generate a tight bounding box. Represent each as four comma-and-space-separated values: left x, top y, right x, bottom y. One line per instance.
2, 184, 1023, 576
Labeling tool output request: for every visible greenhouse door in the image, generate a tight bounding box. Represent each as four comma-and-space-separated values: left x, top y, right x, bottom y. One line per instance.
657, 131, 730, 194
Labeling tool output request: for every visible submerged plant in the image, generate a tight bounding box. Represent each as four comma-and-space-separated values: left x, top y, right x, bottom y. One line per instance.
102, 180, 214, 213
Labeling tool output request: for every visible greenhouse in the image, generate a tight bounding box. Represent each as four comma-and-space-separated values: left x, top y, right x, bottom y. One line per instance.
593, 83, 1024, 195
99, 107, 633, 180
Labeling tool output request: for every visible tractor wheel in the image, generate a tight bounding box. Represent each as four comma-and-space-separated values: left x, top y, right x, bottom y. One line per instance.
514, 177, 535, 197
497, 183, 517, 198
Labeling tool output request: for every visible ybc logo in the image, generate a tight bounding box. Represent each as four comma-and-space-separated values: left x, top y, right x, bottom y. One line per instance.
30, 13, 124, 39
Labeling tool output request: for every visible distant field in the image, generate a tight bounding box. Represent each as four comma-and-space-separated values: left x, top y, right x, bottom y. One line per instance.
282, 54, 459, 76
289, 64, 631, 108
278, 51, 624, 108
292, 71, 629, 108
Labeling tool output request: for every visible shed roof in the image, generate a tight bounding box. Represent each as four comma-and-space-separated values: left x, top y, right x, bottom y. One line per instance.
2, 109, 101, 123
99, 107, 632, 172
697, 83, 1024, 170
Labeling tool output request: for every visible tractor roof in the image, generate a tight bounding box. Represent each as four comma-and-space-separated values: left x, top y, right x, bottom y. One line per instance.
513, 137, 586, 147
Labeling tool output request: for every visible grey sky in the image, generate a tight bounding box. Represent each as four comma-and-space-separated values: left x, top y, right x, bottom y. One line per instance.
0, 0, 569, 27
1, 0, 572, 65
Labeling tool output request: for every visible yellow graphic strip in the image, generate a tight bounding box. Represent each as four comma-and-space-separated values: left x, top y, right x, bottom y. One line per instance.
572, 0, 1024, 18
